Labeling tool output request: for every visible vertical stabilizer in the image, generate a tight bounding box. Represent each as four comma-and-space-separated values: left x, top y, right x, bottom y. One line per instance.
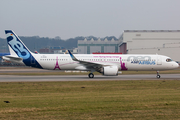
5, 30, 31, 59
5, 30, 42, 68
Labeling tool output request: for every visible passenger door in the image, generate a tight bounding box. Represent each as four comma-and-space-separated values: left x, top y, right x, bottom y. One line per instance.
157, 56, 162, 65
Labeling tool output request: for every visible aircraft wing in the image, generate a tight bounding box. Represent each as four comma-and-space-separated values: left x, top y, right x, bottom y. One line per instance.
68, 50, 108, 69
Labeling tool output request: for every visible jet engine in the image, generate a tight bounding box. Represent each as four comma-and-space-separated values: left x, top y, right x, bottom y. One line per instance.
103, 66, 118, 76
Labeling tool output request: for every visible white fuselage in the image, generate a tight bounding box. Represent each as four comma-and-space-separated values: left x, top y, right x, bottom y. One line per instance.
32, 53, 179, 71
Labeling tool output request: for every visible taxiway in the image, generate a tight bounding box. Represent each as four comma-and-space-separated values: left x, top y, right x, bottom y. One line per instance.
0, 74, 180, 82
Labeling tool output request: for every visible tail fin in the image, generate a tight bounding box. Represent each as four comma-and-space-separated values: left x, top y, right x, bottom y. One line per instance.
5, 30, 42, 68
5, 30, 31, 59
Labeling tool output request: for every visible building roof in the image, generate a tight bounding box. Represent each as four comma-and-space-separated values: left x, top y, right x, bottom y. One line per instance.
124, 30, 180, 32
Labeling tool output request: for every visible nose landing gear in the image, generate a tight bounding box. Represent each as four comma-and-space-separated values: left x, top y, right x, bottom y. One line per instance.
156, 71, 161, 79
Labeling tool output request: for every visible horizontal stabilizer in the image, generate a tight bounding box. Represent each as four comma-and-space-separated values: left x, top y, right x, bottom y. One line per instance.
2, 55, 23, 63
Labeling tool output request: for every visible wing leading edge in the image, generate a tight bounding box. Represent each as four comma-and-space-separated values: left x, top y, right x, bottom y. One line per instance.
67, 50, 109, 70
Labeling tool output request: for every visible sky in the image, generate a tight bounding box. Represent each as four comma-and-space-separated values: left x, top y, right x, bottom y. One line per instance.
0, 0, 180, 39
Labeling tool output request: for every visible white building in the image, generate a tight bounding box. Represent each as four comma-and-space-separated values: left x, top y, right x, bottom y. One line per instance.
119, 30, 180, 61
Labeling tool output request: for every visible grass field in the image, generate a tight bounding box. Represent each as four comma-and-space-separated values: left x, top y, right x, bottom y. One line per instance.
1, 80, 180, 120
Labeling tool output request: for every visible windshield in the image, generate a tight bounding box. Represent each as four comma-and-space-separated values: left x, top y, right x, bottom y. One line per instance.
166, 58, 173, 62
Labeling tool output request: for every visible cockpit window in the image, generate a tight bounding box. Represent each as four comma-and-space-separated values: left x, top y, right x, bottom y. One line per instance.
166, 58, 172, 62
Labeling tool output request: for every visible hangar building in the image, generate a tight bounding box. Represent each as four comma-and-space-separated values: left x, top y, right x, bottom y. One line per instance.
78, 38, 119, 54
119, 30, 180, 61
77, 30, 180, 61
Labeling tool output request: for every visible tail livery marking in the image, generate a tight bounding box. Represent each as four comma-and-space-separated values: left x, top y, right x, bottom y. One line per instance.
5, 30, 30, 59
5, 30, 43, 69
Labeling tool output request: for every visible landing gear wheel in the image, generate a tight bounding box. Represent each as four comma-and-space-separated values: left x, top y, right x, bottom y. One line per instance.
156, 71, 160, 79
88, 73, 94, 78
156, 75, 161, 79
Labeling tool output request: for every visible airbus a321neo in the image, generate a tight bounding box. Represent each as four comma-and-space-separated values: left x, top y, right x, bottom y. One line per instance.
2, 30, 179, 78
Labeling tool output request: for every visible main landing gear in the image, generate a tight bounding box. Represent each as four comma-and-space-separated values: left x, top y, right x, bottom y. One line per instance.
156, 71, 161, 79
88, 73, 94, 78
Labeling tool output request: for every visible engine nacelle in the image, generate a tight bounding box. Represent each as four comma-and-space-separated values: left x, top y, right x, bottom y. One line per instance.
103, 66, 118, 76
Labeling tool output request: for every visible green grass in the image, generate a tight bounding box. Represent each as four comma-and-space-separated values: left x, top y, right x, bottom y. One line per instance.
1, 80, 180, 119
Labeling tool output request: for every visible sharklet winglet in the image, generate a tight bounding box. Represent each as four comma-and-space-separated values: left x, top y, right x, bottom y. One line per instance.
68, 50, 78, 61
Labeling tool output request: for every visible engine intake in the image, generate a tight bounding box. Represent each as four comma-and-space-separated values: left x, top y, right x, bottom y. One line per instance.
103, 66, 118, 76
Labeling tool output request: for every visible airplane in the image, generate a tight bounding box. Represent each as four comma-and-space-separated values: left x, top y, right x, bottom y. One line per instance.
2, 30, 179, 78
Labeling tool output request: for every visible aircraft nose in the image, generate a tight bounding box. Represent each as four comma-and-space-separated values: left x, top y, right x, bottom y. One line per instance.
174, 62, 179, 68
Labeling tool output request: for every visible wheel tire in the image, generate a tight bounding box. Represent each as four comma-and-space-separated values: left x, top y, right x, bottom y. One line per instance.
88, 73, 94, 78
156, 75, 161, 79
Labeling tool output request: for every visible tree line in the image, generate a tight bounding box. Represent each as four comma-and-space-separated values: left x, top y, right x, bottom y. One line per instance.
0, 36, 118, 53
